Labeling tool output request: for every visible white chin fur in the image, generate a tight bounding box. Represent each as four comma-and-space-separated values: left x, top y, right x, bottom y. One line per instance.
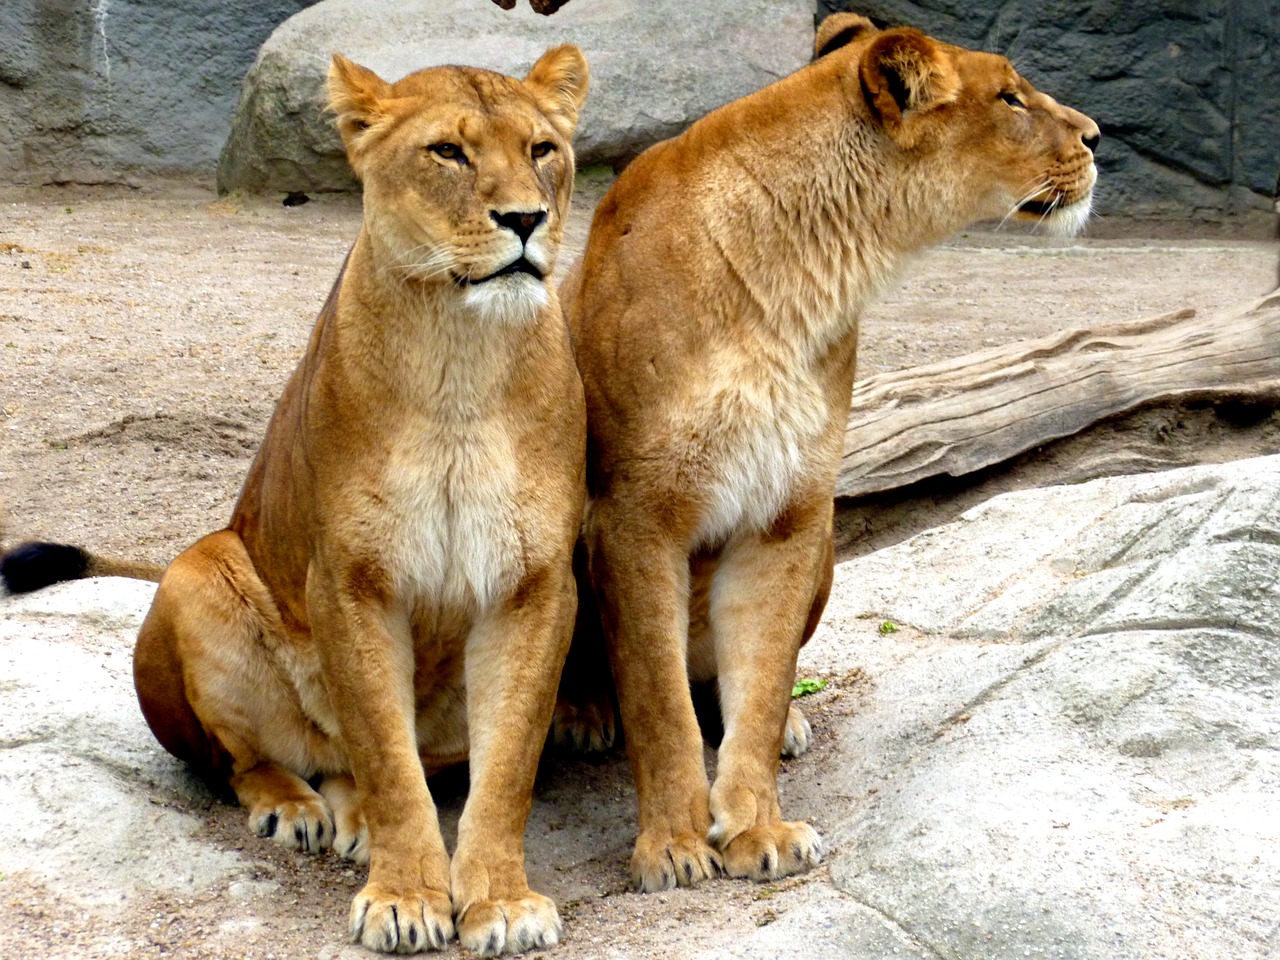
461, 275, 550, 326
1043, 193, 1093, 238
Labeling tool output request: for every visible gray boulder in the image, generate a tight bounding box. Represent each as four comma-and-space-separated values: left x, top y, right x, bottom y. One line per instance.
215, 0, 815, 195
0, 579, 244, 905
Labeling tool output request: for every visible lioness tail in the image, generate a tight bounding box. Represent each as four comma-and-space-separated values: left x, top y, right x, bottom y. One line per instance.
1, 542, 165, 594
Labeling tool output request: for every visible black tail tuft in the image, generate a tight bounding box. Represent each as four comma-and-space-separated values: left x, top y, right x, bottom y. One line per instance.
1, 542, 91, 594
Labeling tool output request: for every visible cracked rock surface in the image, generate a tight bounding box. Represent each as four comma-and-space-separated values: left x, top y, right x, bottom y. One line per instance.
802, 454, 1280, 960
3, 455, 1279, 958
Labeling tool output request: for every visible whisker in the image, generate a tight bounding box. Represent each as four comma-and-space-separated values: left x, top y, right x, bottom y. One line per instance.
997, 179, 1053, 230
384, 243, 457, 284
1030, 193, 1063, 234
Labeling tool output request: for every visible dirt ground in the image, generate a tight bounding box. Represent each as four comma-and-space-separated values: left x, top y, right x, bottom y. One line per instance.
0, 179, 1277, 959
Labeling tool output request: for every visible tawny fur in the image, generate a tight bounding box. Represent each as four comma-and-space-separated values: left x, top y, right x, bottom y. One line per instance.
133, 46, 590, 957
557, 14, 1100, 892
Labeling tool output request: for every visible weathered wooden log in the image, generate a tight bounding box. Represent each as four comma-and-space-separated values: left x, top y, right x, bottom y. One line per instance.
838, 292, 1280, 499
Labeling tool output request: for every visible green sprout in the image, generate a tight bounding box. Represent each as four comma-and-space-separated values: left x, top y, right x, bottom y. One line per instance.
791, 677, 827, 698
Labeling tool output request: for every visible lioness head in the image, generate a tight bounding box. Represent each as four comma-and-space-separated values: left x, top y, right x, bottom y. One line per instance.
328, 45, 589, 324
817, 14, 1100, 237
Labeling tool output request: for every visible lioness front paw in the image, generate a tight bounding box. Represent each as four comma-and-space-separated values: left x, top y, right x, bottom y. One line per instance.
456, 893, 562, 957
781, 703, 812, 758
350, 885, 453, 954
631, 830, 723, 892
551, 696, 616, 754
247, 796, 333, 855
713, 821, 824, 882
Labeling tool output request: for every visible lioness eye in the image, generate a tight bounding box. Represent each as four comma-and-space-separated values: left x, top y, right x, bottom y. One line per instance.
429, 142, 464, 162
531, 141, 556, 159
999, 91, 1025, 109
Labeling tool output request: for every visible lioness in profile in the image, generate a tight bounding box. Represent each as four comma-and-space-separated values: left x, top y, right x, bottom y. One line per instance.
558, 14, 1099, 891
97, 47, 585, 956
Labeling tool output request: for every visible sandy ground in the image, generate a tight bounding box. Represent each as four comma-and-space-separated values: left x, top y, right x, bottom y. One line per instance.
0, 179, 1277, 959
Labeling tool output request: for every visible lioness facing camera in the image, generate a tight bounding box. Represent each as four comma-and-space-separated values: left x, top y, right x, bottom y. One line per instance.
132, 47, 585, 956
558, 14, 1099, 891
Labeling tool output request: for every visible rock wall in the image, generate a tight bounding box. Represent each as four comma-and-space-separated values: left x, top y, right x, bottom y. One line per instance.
0, 0, 314, 187
820, 0, 1278, 227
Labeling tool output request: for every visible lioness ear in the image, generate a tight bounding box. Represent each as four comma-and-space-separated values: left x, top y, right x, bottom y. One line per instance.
524, 44, 589, 139
328, 53, 392, 172
814, 13, 877, 59
859, 28, 959, 148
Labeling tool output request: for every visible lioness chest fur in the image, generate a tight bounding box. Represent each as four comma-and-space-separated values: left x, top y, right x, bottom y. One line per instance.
558, 13, 1100, 894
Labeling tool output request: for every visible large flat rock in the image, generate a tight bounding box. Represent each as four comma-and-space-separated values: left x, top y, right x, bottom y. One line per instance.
215, 0, 815, 194
0, 579, 243, 905
801, 454, 1280, 959
3, 455, 1277, 957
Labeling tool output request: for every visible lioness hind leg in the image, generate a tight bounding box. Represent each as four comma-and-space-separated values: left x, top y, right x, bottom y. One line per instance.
232, 763, 334, 855
137, 530, 337, 856
318, 774, 369, 863
782, 535, 833, 761
781, 703, 812, 758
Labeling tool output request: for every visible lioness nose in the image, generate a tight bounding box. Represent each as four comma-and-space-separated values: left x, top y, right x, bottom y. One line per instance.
1083, 130, 1100, 153
492, 210, 546, 244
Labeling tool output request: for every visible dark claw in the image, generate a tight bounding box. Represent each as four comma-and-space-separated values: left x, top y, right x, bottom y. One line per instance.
262, 812, 279, 837
486, 931, 501, 955
408, 921, 417, 947
759, 851, 774, 875
684, 861, 694, 882
351, 901, 369, 943
792, 843, 804, 862
390, 905, 400, 950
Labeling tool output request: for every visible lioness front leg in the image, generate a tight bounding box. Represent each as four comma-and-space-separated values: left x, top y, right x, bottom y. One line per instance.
450, 565, 575, 956
704, 507, 828, 881
588, 505, 723, 891
307, 566, 453, 954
